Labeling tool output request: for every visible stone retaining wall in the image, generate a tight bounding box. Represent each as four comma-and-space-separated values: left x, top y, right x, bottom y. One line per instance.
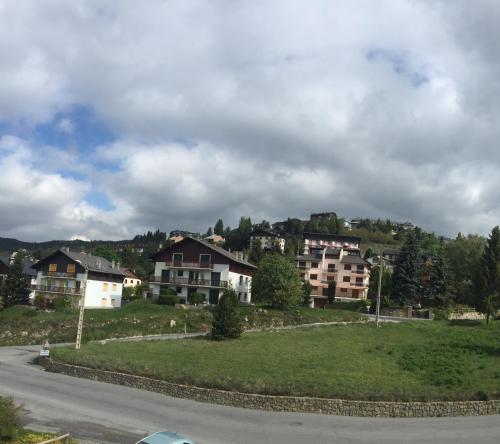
41, 359, 500, 418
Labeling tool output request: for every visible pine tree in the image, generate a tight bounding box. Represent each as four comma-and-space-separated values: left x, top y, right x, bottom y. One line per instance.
302, 281, 312, 307
214, 219, 224, 235
475, 226, 500, 323
424, 240, 450, 307
327, 281, 337, 304
248, 241, 264, 265
391, 230, 421, 306
211, 288, 243, 340
2, 255, 30, 308
205, 226, 213, 237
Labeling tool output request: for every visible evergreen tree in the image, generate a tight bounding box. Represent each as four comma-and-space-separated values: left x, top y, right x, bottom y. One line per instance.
391, 229, 422, 306
205, 226, 213, 237
302, 281, 312, 307
248, 241, 264, 265
424, 240, 450, 307
327, 281, 337, 304
211, 288, 243, 340
214, 219, 224, 236
474, 226, 500, 323
2, 255, 30, 308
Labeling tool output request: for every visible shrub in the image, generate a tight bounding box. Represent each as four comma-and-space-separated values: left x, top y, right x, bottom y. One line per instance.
0, 396, 19, 441
326, 300, 370, 312
188, 292, 206, 305
53, 296, 72, 312
159, 293, 180, 306
211, 288, 243, 340
34, 294, 46, 310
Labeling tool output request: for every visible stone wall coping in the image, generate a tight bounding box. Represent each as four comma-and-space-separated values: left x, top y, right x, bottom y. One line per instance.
41, 358, 500, 418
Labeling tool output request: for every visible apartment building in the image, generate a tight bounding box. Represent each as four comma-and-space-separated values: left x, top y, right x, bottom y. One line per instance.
32, 249, 126, 308
150, 237, 256, 304
249, 229, 285, 253
297, 232, 370, 307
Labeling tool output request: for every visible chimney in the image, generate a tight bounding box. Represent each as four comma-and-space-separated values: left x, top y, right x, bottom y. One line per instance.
117, 262, 121, 270
111, 260, 115, 269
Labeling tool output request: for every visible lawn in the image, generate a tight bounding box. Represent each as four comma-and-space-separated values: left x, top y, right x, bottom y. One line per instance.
52, 320, 500, 402
0, 301, 364, 346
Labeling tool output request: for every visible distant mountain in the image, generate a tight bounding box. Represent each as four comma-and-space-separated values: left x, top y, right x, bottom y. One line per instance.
0, 237, 91, 252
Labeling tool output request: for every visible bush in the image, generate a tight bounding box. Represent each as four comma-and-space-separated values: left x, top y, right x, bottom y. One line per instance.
53, 296, 72, 312
0, 396, 19, 441
34, 294, 46, 310
326, 300, 370, 312
188, 292, 206, 305
159, 293, 180, 306
211, 288, 243, 340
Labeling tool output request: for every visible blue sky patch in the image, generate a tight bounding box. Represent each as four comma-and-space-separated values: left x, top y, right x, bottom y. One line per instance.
366, 48, 429, 87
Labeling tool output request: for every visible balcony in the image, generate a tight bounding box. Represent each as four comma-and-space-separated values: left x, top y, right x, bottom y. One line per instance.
353, 270, 369, 275
42, 272, 77, 279
297, 265, 310, 270
150, 276, 228, 288
164, 261, 213, 270
350, 282, 368, 288
32, 285, 82, 295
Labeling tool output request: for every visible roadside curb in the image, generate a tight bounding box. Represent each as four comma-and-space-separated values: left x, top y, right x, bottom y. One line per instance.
40, 358, 500, 418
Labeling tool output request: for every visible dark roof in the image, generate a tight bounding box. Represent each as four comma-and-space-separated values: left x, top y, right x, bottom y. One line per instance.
154, 237, 257, 269
34, 249, 127, 277
0, 255, 9, 267
340, 255, 371, 265
250, 228, 281, 238
123, 268, 141, 279
22, 260, 37, 277
303, 232, 361, 243
325, 248, 341, 255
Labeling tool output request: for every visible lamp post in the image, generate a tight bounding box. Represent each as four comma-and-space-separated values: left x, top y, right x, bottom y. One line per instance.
375, 255, 384, 328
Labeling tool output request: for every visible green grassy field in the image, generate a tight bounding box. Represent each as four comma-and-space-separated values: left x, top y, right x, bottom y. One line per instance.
52, 320, 500, 402
0, 301, 364, 346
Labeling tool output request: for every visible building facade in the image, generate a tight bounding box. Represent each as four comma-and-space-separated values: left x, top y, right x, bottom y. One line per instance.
32, 249, 126, 308
150, 237, 256, 304
249, 229, 285, 253
297, 232, 371, 307
123, 269, 142, 288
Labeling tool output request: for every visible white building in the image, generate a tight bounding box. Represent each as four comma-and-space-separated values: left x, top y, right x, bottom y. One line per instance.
32, 249, 126, 308
123, 269, 142, 288
150, 237, 256, 304
249, 229, 285, 253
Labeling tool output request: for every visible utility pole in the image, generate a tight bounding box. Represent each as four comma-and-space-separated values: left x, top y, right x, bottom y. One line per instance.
375, 255, 384, 328
75, 272, 87, 350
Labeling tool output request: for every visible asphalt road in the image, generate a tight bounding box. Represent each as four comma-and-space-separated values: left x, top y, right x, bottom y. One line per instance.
0, 345, 499, 444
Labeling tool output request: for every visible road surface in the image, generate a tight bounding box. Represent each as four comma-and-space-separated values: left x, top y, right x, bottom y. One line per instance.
0, 345, 498, 444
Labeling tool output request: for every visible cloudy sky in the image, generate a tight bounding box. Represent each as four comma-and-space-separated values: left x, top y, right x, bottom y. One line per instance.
1, 0, 499, 241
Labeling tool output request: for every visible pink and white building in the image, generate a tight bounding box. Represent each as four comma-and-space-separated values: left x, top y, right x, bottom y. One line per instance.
297, 232, 371, 307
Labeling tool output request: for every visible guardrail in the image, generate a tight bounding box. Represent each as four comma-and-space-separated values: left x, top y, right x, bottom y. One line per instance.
149, 276, 229, 288
39, 433, 70, 444
165, 261, 213, 269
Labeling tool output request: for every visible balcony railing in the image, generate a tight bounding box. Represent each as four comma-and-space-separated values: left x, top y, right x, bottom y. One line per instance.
32, 285, 82, 295
42, 272, 77, 279
150, 276, 228, 288
353, 270, 369, 275
350, 282, 367, 287
165, 261, 213, 269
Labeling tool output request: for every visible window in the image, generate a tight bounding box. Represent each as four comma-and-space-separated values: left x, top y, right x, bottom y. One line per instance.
341, 288, 347, 293
178, 270, 184, 277
357, 265, 364, 271
172, 253, 183, 265
299, 261, 306, 267
111, 298, 116, 306
176, 287, 182, 293
311, 263, 318, 268
239, 276, 243, 284
356, 277, 363, 284
112, 283, 117, 291
67, 264, 76, 274
102, 282, 109, 291
344, 264, 352, 270
245, 277, 249, 284
352, 290, 359, 298
101, 298, 107, 306
343, 276, 350, 282
124, 279, 128, 284
310, 274, 318, 280
49, 264, 57, 273
200, 254, 211, 266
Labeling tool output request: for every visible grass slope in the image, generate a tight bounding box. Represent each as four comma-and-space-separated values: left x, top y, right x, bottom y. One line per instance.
0, 302, 364, 346
52, 320, 500, 402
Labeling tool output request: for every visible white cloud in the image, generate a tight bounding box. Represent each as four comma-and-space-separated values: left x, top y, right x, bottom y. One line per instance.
2, 1, 500, 239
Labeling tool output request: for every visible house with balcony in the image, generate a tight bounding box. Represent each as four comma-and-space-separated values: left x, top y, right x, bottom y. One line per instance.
249, 229, 285, 253
297, 232, 371, 307
32, 248, 126, 308
150, 237, 257, 304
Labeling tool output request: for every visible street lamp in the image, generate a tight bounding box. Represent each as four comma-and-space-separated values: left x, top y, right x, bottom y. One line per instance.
375, 255, 384, 328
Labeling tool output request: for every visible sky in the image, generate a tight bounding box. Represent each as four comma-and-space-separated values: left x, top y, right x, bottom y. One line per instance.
1, 0, 500, 241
